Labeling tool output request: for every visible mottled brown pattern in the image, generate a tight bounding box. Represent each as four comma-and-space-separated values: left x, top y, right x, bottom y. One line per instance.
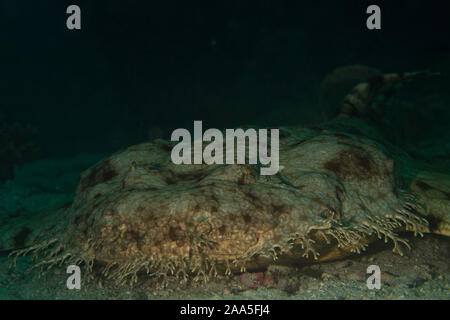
79, 159, 118, 192
10, 70, 443, 286
323, 148, 377, 181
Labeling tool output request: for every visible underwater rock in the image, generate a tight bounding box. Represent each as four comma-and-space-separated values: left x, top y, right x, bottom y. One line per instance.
319, 65, 382, 120
9, 71, 448, 286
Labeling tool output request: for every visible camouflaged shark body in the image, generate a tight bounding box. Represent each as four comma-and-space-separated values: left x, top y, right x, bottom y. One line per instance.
8, 71, 448, 285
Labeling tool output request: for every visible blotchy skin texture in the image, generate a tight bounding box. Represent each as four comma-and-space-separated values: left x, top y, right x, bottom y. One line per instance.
18, 127, 426, 285
13, 71, 439, 285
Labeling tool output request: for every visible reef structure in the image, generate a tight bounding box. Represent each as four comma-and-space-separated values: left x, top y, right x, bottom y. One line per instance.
10, 71, 447, 285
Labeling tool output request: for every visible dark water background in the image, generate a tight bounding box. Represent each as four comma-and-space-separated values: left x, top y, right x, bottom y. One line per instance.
1, 0, 449, 160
